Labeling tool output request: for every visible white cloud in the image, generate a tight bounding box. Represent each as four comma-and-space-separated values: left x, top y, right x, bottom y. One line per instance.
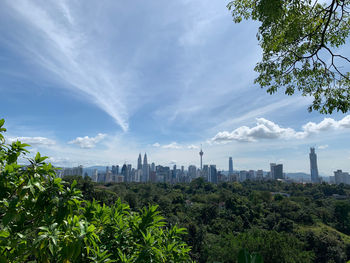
211, 115, 350, 143
303, 116, 350, 133
318, 145, 329, 150
7, 136, 56, 146
152, 142, 199, 149
68, 133, 106, 149
162, 142, 183, 149
187, 144, 199, 149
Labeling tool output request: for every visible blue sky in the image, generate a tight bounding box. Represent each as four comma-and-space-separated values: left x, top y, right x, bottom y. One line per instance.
1, 0, 350, 176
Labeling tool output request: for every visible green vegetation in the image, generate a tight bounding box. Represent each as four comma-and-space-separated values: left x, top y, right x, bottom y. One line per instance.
227, 0, 350, 114
2, 117, 350, 262
73, 177, 350, 262
0, 119, 192, 262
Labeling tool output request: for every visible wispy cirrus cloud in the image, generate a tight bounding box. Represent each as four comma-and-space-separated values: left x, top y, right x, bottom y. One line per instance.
211, 115, 350, 143
68, 133, 106, 149
4, 0, 130, 131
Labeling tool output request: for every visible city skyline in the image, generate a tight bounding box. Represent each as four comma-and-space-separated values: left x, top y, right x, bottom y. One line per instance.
58, 148, 350, 185
58, 147, 345, 180
1, 0, 350, 175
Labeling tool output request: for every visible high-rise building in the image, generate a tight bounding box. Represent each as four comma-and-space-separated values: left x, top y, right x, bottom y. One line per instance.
121, 164, 128, 182
202, 165, 209, 181
142, 153, 149, 182
309, 147, 320, 183
334, 170, 350, 185
248, 170, 255, 180
112, 165, 119, 175
272, 164, 283, 179
92, 169, 98, 182
199, 146, 204, 170
172, 165, 177, 183
270, 163, 276, 179
209, 165, 217, 184
239, 170, 247, 182
229, 157, 233, 175
256, 170, 264, 180
137, 153, 142, 170
156, 165, 170, 183
62, 165, 83, 177
188, 165, 197, 180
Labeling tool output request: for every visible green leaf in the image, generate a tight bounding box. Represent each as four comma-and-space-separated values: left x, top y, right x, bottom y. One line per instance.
0, 230, 10, 238
238, 249, 251, 263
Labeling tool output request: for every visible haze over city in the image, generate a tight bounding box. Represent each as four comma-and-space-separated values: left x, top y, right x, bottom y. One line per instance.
1, 0, 350, 176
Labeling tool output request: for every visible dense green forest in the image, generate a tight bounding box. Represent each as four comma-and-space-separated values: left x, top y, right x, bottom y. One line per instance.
2, 117, 350, 262
64, 175, 350, 263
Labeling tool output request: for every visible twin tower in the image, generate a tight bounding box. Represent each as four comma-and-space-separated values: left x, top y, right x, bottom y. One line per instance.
137, 153, 149, 182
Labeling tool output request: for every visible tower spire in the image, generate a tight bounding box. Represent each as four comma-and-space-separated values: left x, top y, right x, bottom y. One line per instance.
199, 144, 203, 170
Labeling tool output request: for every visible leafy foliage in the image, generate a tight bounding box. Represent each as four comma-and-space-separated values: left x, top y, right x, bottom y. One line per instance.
227, 0, 350, 114
0, 118, 192, 262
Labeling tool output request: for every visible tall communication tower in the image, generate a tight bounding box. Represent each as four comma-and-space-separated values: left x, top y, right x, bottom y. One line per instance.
199, 145, 203, 170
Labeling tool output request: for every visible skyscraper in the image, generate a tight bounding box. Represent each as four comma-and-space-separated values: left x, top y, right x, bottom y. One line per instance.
209, 165, 217, 184
199, 146, 203, 170
270, 163, 276, 179
137, 153, 142, 170
274, 164, 283, 179
121, 164, 128, 182
309, 147, 320, 183
270, 163, 283, 180
142, 153, 149, 182
229, 157, 233, 175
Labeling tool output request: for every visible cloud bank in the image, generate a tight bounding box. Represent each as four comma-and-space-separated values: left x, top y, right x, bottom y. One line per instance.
68, 133, 106, 149
211, 115, 350, 143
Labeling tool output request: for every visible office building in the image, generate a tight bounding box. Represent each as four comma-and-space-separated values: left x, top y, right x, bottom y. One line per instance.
270, 163, 283, 180
137, 153, 142, 170
188, 165, 197, 180
334, 170, 350, 185
256, 170, 263, 180
142, 153, 149, 182
309, 147, 320, 183
209, 165, 217, 184
229, 157, 233, 175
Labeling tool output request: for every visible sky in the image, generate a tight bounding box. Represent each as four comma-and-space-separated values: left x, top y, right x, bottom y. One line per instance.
1, 0, 350, 176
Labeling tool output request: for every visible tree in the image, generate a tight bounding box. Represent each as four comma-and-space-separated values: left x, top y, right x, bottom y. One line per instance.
227, 0, 350, 114
0, 118, 192, 262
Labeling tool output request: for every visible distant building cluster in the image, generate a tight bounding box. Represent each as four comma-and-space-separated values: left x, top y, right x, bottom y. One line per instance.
56, 165, 83, 178
55, 147, 350, 185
